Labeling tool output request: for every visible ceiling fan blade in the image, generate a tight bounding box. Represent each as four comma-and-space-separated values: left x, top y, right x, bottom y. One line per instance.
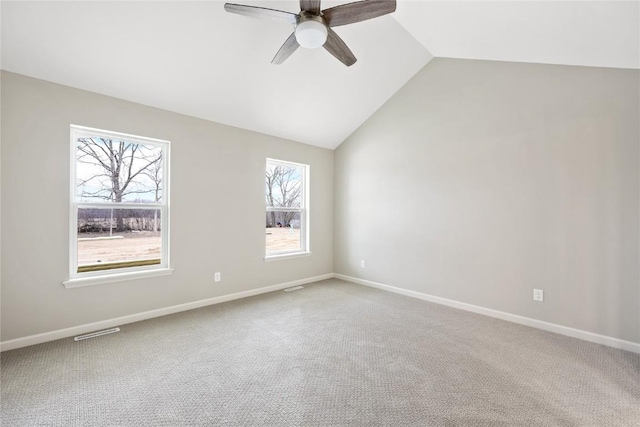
322, 0, 396, 27
272, 33, 300, 64
323, 28, 357, 67
300, 0, 321, 14
224, 3, 298, 25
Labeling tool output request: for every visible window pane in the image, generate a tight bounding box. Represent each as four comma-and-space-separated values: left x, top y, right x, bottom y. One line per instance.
265, 162, 303, 208
266, 211, 301, 255
76, 137, 163, 203
77, 208, 161, 271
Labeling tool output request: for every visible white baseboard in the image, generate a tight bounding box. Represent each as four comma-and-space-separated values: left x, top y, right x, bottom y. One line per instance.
334, 274, 640, 354
5, 272, 638, 355
0, 273, 333, 352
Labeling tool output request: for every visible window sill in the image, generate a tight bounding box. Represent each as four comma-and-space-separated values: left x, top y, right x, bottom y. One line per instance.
63, 267, 174, 289
264, 252, 312, 262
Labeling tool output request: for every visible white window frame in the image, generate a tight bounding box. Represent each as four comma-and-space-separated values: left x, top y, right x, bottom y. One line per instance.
63, 125, 172, 288
265, 158, 310, 261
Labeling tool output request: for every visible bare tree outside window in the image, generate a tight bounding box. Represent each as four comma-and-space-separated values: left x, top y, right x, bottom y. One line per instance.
265, 163, 302, 227
141, 152, 163, 232
265, 159, 308, 256
70, 126, 169, 276
77, 137, 162, 231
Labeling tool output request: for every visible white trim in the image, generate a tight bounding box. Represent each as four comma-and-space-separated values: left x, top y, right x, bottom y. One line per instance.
265, 158, 307, 169
63, 267, 174, 288
73, 203, 165, 210
334, 274, 640, 354
265, 158, 310, 256
8, 272, 637, 354
69, 125, 171, 281
264, 251, 312, 262
78, 235, 124, 242
70, 124, 170, 146
0, 273, 333, 352
304, 164, 310, 255
266, 207, 303, 213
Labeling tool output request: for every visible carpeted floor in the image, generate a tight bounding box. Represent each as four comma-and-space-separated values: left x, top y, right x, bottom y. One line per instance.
1, 279, 639, 426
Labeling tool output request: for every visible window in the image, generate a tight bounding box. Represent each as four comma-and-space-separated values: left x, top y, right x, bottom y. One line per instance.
265, 159, 309, 259
65, 125, 170, 286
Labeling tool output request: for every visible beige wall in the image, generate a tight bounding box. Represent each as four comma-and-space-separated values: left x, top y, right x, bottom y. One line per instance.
334, 59, 639, 343
1, 71, 334, 342
3, 59, 639, 346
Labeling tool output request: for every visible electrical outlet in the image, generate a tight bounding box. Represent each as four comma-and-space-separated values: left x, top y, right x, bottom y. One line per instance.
533, 289, 544, 302
360, 260, 365, 268
214, 272, 221, 282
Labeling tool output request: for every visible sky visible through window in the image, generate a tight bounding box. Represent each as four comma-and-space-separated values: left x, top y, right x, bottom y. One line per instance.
76, 137, 163, 203
265, 163, 302, 208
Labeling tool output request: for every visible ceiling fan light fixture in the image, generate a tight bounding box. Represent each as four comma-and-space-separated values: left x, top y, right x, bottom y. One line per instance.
295, 20, 328, 49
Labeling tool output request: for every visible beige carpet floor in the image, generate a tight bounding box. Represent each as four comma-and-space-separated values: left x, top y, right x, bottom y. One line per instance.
1, 279, 639, 426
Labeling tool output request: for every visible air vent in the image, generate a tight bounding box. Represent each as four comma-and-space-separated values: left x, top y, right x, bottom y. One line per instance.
74, 327, 120, 341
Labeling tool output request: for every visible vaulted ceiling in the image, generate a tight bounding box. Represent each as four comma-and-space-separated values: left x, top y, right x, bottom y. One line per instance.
2, 1, 638, 149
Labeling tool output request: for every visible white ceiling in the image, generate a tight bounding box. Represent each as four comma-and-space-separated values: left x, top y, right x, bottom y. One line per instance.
0, 1, 431, 149
2, 1, 638, 149
394, 0, 640, 70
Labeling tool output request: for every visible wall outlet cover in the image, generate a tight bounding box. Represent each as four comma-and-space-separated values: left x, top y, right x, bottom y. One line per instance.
533, 289, 544, 302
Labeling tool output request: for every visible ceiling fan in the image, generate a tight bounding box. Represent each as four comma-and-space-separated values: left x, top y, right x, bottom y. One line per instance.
224, 0, 397, 67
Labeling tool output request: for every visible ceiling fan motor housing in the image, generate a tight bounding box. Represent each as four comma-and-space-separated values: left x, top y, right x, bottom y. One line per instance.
295, 12, 328, 49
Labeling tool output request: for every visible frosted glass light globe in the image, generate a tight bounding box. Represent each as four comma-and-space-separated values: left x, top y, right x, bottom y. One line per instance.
295, 20, 328, 49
